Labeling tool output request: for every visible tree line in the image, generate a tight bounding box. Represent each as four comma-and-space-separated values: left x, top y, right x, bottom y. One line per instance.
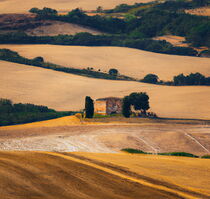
141, 73, 210, 86
0, 32, 198, 57
0, 98, 74, 126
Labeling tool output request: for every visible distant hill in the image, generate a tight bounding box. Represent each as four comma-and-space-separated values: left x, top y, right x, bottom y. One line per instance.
0, 0, 154, 14
1, 44, 209, 81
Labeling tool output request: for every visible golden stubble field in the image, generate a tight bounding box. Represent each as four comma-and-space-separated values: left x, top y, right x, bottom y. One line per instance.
1, 60, 210, 120
0, 0, 154, 13
0, 151, 209, 199
1, 44, 210, 81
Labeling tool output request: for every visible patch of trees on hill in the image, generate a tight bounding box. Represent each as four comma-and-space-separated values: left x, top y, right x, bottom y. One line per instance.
140, 73, 210, 86
173, 73, 210, 86
0, 32, 198, 56
0, 99, 74, 126
28, 0, 210, 49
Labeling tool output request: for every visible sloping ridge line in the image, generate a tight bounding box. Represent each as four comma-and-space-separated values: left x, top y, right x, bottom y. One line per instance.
44, 152, 209, 199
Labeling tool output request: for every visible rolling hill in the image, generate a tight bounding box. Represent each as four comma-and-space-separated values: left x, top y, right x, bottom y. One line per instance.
0, 0, 154, 14
1, 44, 210, 81
0, 60, 210, 120
25, 21, 102, 36
0, 151, 209, 199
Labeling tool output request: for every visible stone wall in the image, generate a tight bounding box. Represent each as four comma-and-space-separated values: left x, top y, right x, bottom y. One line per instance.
95, 97, 122, 115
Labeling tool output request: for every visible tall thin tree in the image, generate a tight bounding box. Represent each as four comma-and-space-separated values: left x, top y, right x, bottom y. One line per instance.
85, 96, 94, 118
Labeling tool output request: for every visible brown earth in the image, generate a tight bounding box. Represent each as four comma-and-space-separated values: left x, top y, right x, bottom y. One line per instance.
0, 116, 210, 155
0, 13, 40, 31
0, 14, 102, 36
25, 20, 102, 36
1, 44, 210, 81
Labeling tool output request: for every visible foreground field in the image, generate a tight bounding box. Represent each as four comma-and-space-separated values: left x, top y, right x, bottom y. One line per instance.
1, 44, 210, 81
0, 0, 153, 14
0, 116, 210, 155
1, 60, 210, 119
0, 151, 209, 199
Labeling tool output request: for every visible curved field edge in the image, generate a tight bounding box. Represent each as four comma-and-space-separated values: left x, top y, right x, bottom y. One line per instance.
1, 60, 210, 120
0, 151, 209, 199
1, 44, 210, 81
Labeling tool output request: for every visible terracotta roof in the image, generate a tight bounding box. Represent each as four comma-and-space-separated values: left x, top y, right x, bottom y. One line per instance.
96, 97, 122, 101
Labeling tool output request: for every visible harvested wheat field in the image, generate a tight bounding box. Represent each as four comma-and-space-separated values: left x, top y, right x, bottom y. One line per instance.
0, 117, 210, 155
1, 60, 210, 119
1, 44, 210, 81
0, 0, 154, 14
153, 35, 188, 47
26, 21, 102, 36
185, 7, 210, 16
0, 151, 209, 199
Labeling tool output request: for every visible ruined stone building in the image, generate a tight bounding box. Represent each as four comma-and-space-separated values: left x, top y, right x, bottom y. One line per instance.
94, 97, 122, 115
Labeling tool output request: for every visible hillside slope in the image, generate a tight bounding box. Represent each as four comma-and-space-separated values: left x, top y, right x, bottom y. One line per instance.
1, 44, 210, 81
1, 60, 210, 119
25, 21, 102, 36
0, 151, 209, 199
0, 0, 154, 14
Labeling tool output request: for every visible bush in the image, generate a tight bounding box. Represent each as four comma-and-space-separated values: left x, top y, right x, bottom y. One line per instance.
142, 74, 159, 84
201, 155, 210, 159
173, 72, 208, 85
121, 148, 148, 154
109, 68, 119, 76
158, 152, 199, 158
33, 56, 44, 63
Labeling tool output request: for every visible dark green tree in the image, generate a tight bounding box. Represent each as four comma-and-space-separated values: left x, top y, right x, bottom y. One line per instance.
85, 96, 94, 118
122, 96, 131, 118
129, 92, 150, 114
33, 56, 44, 63
142, 74, 159, 84
109, 68, 119, 76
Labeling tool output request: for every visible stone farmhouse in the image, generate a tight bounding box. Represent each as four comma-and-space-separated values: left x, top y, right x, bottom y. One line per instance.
95, 97, 122, 115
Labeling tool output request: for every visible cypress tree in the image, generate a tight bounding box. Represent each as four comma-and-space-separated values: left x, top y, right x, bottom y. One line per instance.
122, 96, 131, 118
85, 96, 94, 118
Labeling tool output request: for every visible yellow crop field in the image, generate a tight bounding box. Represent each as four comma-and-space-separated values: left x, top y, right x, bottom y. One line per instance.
1, 44, 210, 81
0, 60, 210, 120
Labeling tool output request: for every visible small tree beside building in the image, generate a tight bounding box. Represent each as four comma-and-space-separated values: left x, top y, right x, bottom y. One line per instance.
122, 92, 150, 118
85, 96, 94, 118
122, 96, 131, 118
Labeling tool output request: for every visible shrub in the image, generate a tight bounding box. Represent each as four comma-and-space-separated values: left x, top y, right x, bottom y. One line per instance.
158, 152, 199, 158
33, 56, 44, 63
142, 74, 159, 84
201, 155, 210, 159
109, 68, 119, 76
121, 148, 147, 154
